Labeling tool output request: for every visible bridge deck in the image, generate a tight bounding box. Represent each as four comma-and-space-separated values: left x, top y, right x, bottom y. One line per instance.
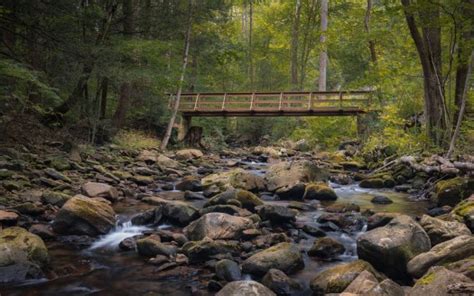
169, 91, 372, 117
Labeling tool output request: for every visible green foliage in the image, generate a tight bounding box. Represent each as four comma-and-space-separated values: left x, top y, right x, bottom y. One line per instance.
112, 129, 161, 150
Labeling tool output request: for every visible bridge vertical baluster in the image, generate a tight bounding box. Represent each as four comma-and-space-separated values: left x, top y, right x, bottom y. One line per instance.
308, 92, 313, 110
194, 93, 200, 111
222, 93, 227, 110
278, 92, 283, 111
250, 93, 255, 110
339, 92, 343, 109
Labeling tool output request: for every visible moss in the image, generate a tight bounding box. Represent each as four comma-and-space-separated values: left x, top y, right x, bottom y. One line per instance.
235, 189, 263, 210
452, 200, 474, 220
417, 271, 436, 285
360, 178, 385, 188
435, 177, 473, 206
304, 182, 337, 200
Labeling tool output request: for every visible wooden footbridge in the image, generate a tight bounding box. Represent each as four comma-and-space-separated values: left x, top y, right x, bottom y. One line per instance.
169, 90, 375, 141
169, 90, 373, 117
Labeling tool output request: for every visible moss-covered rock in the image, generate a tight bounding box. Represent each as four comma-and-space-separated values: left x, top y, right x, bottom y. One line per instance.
434, 177, 474, 207
449, 199, 474, 231
407, 235, 474, 279
183, 238, 241, 263
265, 160, 329, 199
359, 178, 385, 188
242, 242, 304, 276
52, 195, 116, 236
202, 168, 266, 192
419, 214, 471, 246
216, 280, 276, 296
136, 235, 177, 257
410, 266, 472, 296
41, 191, 72, 207
143, 196, 199, 226
184, 212, 254, 241
310, 260, 381, 294
204, 189, 263, 211
303, 182, 337, 201
0, 227, 49, 283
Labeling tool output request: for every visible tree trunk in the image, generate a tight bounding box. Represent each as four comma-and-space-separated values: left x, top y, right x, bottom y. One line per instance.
318, 0, 328, 91
160, 0, 193, 150
364, 0, 377, 63
100, 77, 108, 119
112, 82, 131, 128
248, 0, 254, 90
290, 0, 302, 89
401, 0, 447, 146
447, 51, 473, 158
299, 0, 318, 89
112, 0, 135, 129
453, 0, 474, 127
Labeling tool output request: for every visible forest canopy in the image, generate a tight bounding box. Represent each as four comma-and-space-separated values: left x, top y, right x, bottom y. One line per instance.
0, 0, 473, 155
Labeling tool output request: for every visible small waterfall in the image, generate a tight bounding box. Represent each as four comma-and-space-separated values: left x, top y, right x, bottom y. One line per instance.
89, 221, 150, 250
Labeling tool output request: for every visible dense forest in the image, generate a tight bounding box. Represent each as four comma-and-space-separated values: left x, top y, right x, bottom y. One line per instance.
0, 1, 473, 296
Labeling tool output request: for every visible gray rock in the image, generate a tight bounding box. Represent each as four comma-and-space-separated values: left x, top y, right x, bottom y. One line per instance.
215, 259, 241, 282
184, 212, 254, 241
357, 215, 431, 282
419, 214, 471, 246
216, 280, 276, 296
242, 242, 304, 276
407, 235, 474, 278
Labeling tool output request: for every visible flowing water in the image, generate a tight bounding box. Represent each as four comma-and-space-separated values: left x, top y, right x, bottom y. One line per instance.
1, 158, 430, 296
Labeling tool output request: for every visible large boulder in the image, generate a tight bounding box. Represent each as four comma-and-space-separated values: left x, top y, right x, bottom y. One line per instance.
256, 204, 297, 224
175, 176, 202, 192
204, 189, 264, 211
449, 198, 474, 231
215, 259, 241, 282
184, 212, 254, 241
409, 266, 473, 296
407, 235, 474, 279
202, 168, 266, 192
216, 280, 276, 296
343, 271, 404, 296
0, 227, 49, 283
81, 182, 118, 201
242, 242, 304, 276
308, 237, 345, 259
175, 149, 203, 160
303, 182, 337, 201
262, 269, 302, 296
143, 196, 199, 226
357, 215, 431, 282
419, 214, 471, 246
265, 161, 328, 200
136, 235, 177, 257
310, 260, 380, 294
52, 195, 116, 236
183, 238, 241, 263
434, 177, 473, 207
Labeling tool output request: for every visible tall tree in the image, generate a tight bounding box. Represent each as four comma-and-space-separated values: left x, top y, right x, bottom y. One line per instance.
290, 0, 302, 89
401, 0, 448, 145
318, 0, 328, 91
161, 0, 193, 150
364, 0, 377, 63
112, 0, 135, 128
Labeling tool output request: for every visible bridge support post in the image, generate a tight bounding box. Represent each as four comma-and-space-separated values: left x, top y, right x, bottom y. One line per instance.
178, 116, 192, 141
357, 111, 378, 138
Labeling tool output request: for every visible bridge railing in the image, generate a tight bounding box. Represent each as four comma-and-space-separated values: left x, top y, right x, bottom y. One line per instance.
169, 91, 372, 113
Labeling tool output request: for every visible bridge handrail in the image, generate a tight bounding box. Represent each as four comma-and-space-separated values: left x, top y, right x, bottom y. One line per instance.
168, 90, 373, 113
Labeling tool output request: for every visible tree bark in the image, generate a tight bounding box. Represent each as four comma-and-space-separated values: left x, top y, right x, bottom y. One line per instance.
248, 0, 254, 90
160, 0, 193, 150
318, 0, 328, 91
112, 0, 135, 128
453, 0, 474, 127
100, 77, 108, 119
364, 0, 377, 63
446, 51, 473, 158
290, 0, 302, 89
401, 0, 447, 146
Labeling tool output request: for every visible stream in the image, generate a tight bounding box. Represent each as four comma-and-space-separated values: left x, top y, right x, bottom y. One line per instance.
1, 157, 430, 296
